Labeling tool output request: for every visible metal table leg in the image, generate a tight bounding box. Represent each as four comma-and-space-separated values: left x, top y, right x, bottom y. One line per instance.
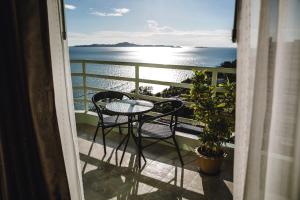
119, 114, 146, 168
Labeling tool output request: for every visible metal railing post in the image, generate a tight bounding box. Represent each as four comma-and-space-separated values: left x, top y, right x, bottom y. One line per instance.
135, 65, 139, 95
211, 70, 218, 96
211, 70, 218, 86
82, 62, 88, 112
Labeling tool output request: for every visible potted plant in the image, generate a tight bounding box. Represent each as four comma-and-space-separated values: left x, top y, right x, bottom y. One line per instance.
189, 70, 235, 174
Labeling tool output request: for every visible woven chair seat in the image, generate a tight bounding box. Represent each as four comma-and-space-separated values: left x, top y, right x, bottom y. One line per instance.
140, 122, 173, 139
103, 115, 128, 127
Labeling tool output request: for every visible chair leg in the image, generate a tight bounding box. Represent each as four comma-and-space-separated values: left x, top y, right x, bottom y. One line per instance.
140, 147, 146, 163
118, 125, 123, 135
102, 127, 107, 155
116, 134, 129, 151
132, 135, 146, 163
172, 136, 184, 166
93, 123, 100, 142
119, 134, 130, 165
138, 136, 142, 169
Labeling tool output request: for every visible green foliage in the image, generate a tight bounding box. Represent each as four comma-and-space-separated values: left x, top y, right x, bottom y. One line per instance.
155, 86, 189, 98
131, 86, 154, 96
189, 70, 236, 157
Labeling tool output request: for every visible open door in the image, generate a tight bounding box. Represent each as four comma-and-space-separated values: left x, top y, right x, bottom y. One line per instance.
47, 0, 84, 199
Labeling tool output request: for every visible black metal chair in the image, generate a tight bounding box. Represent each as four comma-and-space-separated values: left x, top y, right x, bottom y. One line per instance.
92, 91, 132, 154
135, 100, 184, 167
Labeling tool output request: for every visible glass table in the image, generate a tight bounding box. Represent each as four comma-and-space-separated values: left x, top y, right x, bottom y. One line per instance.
105, 99, 154, 167
106, 99, 154, 115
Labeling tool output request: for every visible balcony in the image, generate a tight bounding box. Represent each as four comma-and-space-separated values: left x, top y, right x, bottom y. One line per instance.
71, 60, 235, 200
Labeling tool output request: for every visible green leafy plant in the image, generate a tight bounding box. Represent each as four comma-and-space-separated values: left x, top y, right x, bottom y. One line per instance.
189, 70, 236, 157
131, 86, 154, 96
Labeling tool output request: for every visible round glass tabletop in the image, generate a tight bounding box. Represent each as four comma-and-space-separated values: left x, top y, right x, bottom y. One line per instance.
105, 99, 154, 115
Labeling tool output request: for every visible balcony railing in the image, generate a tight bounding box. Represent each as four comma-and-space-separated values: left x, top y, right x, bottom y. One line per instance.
71, 60, 236, 124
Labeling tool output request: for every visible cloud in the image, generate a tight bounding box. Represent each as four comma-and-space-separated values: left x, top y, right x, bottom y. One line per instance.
65, 4, 76, 10
90, 11, 106, 16
91, 8, 130, 17
68, 20, 235, 47
114, 8, 130, 15
147, 20, 174, 33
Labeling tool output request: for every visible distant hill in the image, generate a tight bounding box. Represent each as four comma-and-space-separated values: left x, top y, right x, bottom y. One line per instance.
73, 42, 182, 48
195, 46, 236, 49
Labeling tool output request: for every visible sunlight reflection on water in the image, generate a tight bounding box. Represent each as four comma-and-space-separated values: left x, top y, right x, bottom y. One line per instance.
70, 47, 236, 99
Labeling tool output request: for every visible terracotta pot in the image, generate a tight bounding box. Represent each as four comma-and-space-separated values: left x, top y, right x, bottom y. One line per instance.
195, 147, 224, 175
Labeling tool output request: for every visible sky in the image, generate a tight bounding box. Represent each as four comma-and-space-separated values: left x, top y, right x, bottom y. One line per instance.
65, 0, 236, 47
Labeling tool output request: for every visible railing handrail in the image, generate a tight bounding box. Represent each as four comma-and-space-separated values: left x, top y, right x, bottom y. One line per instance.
70, 59, 236, 74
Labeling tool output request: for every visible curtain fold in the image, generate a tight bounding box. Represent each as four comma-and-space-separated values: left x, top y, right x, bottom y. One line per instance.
234, 0, 300, 199
0, 0, 70, 199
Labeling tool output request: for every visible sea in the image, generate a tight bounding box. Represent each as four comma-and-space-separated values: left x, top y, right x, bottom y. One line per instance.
70, 47, 236, 101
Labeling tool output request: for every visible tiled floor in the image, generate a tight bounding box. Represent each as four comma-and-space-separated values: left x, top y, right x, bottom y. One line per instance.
77, 124, 233, 200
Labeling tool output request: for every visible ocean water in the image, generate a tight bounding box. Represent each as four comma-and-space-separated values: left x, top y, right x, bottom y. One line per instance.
70, 47, 236, 99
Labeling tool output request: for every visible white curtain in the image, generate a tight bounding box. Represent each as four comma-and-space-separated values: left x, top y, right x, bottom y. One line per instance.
47, 0, 85, 199
234, 0, 300, 200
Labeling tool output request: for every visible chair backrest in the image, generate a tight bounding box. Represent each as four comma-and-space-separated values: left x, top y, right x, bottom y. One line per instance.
141, 99, 184, 126
153, 100, 184, 117
92, 91, 131, 123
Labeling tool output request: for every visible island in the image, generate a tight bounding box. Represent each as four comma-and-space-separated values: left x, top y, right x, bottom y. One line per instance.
73, 42, 182, 48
